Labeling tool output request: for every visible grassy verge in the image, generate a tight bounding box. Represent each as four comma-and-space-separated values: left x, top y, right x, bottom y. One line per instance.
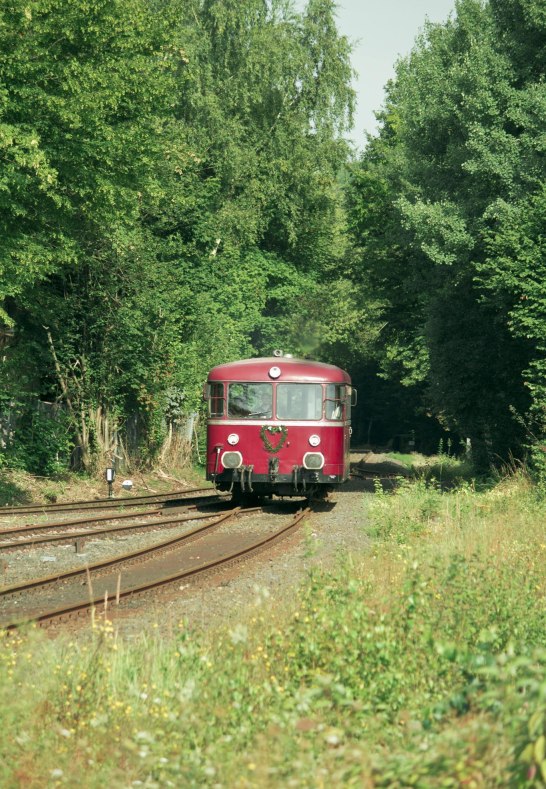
0, 465, 204, 508
387, 450, 475, 485
3, 474, 546, 786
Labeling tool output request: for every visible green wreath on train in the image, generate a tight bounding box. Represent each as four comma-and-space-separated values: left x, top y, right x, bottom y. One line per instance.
260, 424, 288, 453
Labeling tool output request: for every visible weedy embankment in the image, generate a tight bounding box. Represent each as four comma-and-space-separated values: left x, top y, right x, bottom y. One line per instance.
2, 472, 546, 787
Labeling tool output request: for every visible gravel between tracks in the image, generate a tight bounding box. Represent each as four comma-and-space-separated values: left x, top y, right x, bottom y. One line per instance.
115, 473, 377, 637
1, 458, 382, 636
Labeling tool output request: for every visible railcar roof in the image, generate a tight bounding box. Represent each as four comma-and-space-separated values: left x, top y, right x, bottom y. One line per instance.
208, 357, 351, 384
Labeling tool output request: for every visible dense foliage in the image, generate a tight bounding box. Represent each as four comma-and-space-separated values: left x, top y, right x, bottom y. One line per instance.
347, 0, 546, 467
0, 0, 355, 469
1, 0, 545, 472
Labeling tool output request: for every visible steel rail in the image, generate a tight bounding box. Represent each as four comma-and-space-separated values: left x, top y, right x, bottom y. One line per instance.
0, 506, 231, 551
0, 493, 225, 540
0, 507, 163, 539
0, 486, 221, 516
3, 507, 310, 629
0, 508, 243, 597
0, 496, 226, 537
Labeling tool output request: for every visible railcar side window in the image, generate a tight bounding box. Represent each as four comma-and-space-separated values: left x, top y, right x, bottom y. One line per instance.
325, 384, 345, 420
228, 383, 273, 419
208, 383, 225, 417
276, 384, 322, 420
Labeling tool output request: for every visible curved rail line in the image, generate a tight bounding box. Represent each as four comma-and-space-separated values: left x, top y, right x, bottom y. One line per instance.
0, 506, 229, 551
0, 508, 245, 597
0, 486, 222, 516
0, 507, 163, 540
0, 494, 225, 542
3, 507, 310, 630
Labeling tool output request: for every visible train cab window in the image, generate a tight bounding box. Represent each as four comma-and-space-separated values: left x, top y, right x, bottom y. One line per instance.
228, 383, 273, 419
325, 384, 345, 421
276, 383, 322, 420
208, 382, 225, 417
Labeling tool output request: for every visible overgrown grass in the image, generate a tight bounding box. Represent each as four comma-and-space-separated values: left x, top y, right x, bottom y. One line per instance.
2, 474, 546, 785
0, 470, 34, 506
0, 465, 204, 508
384, 451, 419, 468
387, 450, 476, 486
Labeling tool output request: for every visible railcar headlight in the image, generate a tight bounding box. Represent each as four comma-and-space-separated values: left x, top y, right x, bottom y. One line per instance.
308, 434, 320, 447
303, 452, 324, 470
227, 433, 239, 446
221, 451, 243, 469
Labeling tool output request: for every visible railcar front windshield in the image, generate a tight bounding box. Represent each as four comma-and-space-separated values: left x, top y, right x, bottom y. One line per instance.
276, 383, 322, 420
228, 383, 273, 419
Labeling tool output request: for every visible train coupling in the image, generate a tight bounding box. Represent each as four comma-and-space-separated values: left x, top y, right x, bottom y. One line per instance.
268, 457, 280, 482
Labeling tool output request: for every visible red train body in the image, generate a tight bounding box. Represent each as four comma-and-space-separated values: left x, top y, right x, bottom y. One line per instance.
204, 354, 354, 498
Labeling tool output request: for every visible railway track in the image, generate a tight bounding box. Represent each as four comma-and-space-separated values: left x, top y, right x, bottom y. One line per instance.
0, 504, 227, 551
1, 505, 311, 630
0, 507, 244, 597
0, 486, 222, 516
0, 506, 162, 540
0, 493, 226, 546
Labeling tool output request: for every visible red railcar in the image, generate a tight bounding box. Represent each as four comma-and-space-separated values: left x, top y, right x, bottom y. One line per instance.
204, 353, 354, 498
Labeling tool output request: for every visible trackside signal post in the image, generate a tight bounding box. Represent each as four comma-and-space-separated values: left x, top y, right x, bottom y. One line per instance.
105, 466, 115, 498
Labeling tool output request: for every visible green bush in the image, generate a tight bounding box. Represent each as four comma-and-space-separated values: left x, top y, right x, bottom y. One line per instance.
6, 409, 74, 476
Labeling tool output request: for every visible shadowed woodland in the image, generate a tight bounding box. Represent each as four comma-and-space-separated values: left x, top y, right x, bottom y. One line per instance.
0, 0, 544, 478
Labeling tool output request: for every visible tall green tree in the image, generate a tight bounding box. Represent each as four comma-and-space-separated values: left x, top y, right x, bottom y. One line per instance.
144, 0, 358, 365
347, 0, 545, 464
2, 0, 357, 471
0, 0, 181, 316
1, 0, 183, 466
